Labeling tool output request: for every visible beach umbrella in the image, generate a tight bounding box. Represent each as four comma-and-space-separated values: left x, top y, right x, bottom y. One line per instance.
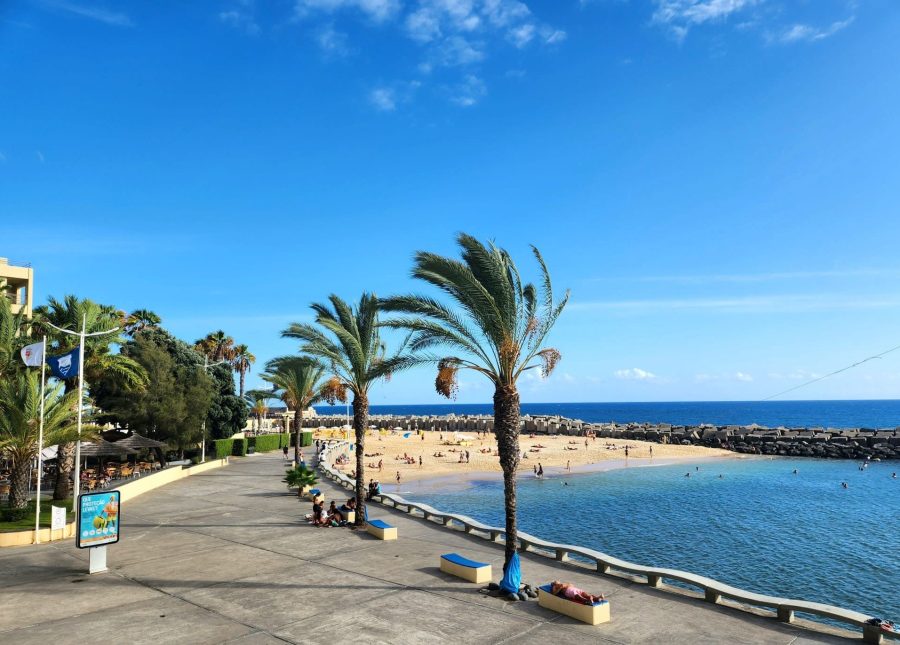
78, 440, 138, 457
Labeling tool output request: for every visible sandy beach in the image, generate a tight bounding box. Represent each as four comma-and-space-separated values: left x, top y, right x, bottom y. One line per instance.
313, 427, 732, 484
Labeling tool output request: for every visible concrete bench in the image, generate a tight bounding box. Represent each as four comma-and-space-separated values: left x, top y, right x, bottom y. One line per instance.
537, 584, 610, 626
440, 553, 491, 583
306, 488, 323, 502
366, 519, 397, 540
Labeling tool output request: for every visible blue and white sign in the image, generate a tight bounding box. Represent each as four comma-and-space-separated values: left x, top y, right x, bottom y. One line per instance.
76, 490, 120, 549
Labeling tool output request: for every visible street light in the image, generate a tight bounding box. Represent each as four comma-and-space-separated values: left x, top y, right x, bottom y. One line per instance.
44, 315, 119, 511
200, 356, 228, 463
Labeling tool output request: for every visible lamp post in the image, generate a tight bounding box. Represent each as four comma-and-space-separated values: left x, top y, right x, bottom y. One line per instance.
200, 356, 228, 463
45, 316, 119, 511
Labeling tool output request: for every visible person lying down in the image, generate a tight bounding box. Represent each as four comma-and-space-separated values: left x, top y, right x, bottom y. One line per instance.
550, 581, 606, 605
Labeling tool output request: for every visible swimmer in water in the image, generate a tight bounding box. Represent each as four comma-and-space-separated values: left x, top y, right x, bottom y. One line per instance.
841, 482, 848, 489
685, 473, 691, 478
792, 469, 798, 475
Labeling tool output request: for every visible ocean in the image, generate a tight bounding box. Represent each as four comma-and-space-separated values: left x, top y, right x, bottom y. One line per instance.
314, 399, 900, 429
315, 400, 900, 624
404, 457, 900, 625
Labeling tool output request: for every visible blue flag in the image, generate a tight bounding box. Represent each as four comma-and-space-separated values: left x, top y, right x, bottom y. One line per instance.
48, 347, 80, 380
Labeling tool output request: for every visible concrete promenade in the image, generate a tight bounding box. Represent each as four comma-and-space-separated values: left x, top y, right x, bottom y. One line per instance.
0, 450, 858, 644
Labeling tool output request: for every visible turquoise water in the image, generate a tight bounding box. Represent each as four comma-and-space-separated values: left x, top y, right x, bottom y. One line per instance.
406, 458, 900, 622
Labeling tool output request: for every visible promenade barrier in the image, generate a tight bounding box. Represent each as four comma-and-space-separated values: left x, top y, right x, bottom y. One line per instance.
317, 441, 894, 644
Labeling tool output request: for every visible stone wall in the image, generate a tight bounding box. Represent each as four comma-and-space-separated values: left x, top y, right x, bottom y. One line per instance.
303, 414, 900, 460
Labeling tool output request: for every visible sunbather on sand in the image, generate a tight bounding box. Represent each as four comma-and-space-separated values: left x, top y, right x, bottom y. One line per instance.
550, 581, 605, 605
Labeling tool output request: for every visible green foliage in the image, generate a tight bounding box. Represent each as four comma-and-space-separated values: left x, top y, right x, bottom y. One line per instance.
282, 464, 318, 491
213, 438, 234, 459
206, 364, 249, 440
91, 333, 214, 454
0, 295, 30, 379
0, 507, 29, 522
301, 431, 313, 447
231, 437, 248, 457
252, 434, 282, 452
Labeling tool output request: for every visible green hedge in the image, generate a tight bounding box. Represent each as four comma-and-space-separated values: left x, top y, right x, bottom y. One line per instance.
253, 434, 281, 453
288, 431, 313, 447
232, 438, 248, 457
213, 439, 234, 459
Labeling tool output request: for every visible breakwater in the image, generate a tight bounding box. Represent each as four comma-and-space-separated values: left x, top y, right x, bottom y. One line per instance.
304, 414, 900, 460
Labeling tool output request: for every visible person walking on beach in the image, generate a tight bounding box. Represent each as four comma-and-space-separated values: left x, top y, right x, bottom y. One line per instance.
624, 446, 629, 459
396, 471, 401, 485
537, 463, 544, 478
282, 446, 289, 461
649, 445, 653, 459
419, 456, 423, 468
566, 460, 571, 472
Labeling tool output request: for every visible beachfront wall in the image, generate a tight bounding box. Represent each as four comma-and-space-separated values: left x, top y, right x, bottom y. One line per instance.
0, 458, 230, 548
304, 414, 900, 460
316, 441, 892, 644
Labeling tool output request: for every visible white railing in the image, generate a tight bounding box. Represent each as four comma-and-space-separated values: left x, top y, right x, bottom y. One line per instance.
317, 441, 893, 644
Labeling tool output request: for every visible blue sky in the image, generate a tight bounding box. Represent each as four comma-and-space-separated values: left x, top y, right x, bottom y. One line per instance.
3, 0, 900, 404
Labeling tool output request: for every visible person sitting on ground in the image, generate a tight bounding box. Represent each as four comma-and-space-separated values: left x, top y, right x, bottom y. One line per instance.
549, 581, 605, 605
329, 500, 343, 523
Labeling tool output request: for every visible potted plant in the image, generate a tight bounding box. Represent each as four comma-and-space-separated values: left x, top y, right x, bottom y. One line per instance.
282, 464, 318, 497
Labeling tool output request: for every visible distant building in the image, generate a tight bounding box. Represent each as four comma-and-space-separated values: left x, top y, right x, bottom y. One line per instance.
0, 258, 34, 318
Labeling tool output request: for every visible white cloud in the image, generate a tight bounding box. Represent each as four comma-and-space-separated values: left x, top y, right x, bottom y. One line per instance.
540, 26, 567, 44
435, 35, 484, 65
450, 74, 486, 106
369, 87, 397, 111
295, 0, 402, 22
768, 369, 824, 381
734, 371, 753, 382
614, 368, 657, 381
507, 23, 535, 48
317, 24, 351, 55
219, 7, 261, 35
652, 0, 759, 40
39, 0, 133, 26
776, 17, 854, 44
35, 150, 45, 163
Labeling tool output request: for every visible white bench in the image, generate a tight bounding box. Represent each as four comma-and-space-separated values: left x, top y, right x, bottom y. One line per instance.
537, 584, 610, 625
366, 519, 397, 540
440, 553, 492, 583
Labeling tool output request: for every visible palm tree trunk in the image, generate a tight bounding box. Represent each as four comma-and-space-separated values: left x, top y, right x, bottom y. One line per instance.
239, 368, 246, 398
352, 392, 368, 526
493, 383, 521, 568
54, 441, 75, 501
9, 455, 31, 509
294, 405, 303, 465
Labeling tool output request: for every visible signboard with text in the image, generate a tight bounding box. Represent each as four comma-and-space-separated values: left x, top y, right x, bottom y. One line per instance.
76, 491, 120, 549
51, 505, 67, 531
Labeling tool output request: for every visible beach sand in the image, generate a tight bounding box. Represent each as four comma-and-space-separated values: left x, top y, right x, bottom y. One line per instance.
313, 427, 732, 484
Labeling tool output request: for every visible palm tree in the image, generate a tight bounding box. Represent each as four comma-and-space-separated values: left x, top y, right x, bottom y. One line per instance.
125, 309, 161, 336
194, 330, 236, 363
34, 295, 147, 500
0, 371, 90, 509
0, 292, 30, 379
380, 234, 568, 568
243, 389, 270, 434
261, 357, 326, 465
282, 293, 416, 525
231, 344, 256, 398
283, 463, 318, 496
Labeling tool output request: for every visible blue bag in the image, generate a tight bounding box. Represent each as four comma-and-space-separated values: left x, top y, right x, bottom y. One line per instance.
499, 552, 521, 595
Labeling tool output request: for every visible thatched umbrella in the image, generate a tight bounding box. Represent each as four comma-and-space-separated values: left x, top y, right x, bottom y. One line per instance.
110, 433, 168, 468
78, 440, 138, 458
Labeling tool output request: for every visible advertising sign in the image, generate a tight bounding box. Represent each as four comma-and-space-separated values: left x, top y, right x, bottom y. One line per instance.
51, 505, 67, 531
76, 490, 120, 549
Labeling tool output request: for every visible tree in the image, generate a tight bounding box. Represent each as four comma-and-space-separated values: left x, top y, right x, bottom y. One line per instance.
0, 293, 30, 379
34, 295, 147, 500
92, 334, 214, 457
244, 390, 269, 434
0, 371, 90, 509
231, 343, 256, 398
194, 330, 236, 362
380, 234, 568, 568
261, 357, 326, 464
205, 363, 248, 440
125, 309, 161, 337
282, 294, 416, 525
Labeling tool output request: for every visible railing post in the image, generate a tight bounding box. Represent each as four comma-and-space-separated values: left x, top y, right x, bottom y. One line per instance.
647, 574, 662, 588
705, 589, 721, 604
863, 624, 884, 644
597, 561, 610, 574
555, 548, 568, 562
776, 606, 794, 623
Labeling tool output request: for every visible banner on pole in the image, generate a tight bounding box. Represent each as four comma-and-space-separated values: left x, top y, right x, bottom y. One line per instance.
20, 342, 44, 367
48, 346, 80, 380
76, 491, 120, 549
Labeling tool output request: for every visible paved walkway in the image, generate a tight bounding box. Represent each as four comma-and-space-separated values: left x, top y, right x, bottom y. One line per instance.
0, 451, 858, 644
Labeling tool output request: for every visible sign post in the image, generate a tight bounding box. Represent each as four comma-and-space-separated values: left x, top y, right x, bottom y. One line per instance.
76, 490, 120, 574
